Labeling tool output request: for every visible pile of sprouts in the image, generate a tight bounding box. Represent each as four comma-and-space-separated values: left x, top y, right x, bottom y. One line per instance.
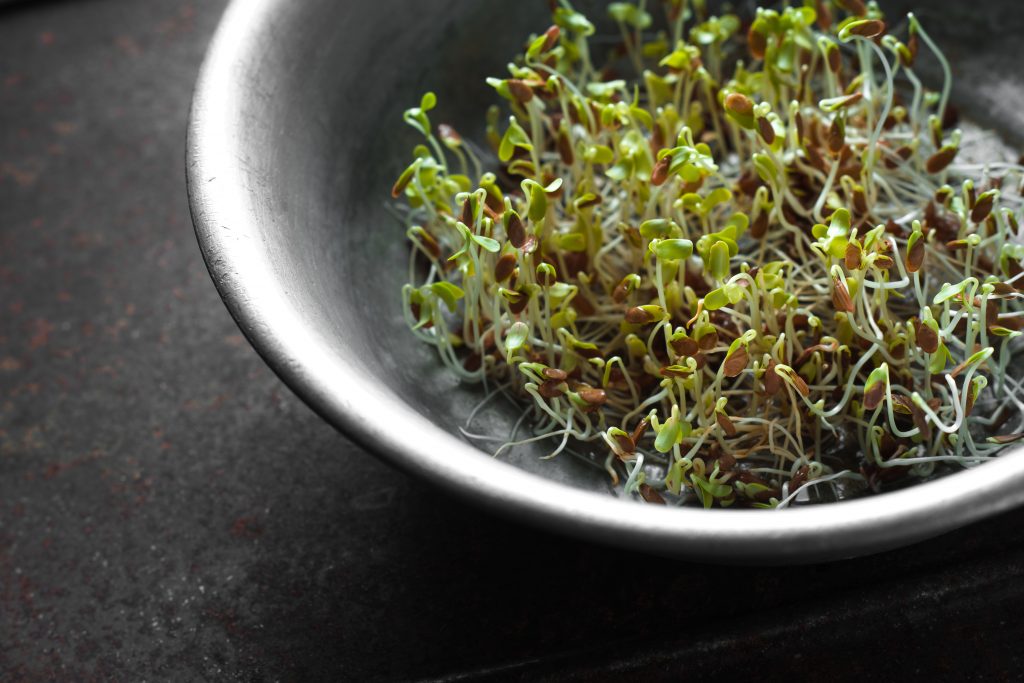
394, 0, 1024, 508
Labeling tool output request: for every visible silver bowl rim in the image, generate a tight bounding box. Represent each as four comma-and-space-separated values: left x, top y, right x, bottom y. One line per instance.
186, 0, 1024, 563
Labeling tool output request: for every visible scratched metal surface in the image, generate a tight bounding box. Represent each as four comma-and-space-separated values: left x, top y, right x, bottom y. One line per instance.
2, 0, 1024, 680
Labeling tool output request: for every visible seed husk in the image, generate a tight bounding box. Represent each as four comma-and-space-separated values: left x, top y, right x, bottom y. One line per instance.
837, 0, 867, 16
845, 243, 862, 270
789, 372, 811, 398
494, 253, 517, 282
906, 237, 925, 273
757, 117, 776, 145
509, 291, 530, 315
907, 32, 919, 65
748, 28, 767, 60
827, 47, 841, 73
631, 417, 650, 445
832, 277, 855, 313
723, 346, 749, 378
848, 19, 885, 38
507, 212, 527, 248
863, 380, 885, 410
916, 322, 939, 354
828, 118, 845, 155
612, 280, 631, 303
613, 431, 635, 455
971, 195, 995, 223
926, 147, 958, 174
698, 331, 719, 351
716, 411, 738, 437
542, 367, 568, 381
557, 129, 574, 165
538, 379, 566, 398
672, 337, 699, 357
625, 306, 655, 324
815, 0, 832, 29
790, 465, 810, 491
507, 79, 534, 103
541, 25, 560, 52
763, 360, 781, 395
725, 92, 754, 117
650, 155, 671, 186
578, 387, 607, 406
639, 483, 666, 504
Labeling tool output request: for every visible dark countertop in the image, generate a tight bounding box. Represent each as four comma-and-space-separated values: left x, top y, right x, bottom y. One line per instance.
1, 0, 1023, 680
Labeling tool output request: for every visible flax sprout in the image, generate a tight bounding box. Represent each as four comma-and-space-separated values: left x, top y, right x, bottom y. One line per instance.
394, 1, 1024, 508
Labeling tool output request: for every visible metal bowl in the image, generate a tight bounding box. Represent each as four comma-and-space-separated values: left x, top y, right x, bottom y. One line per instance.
188, 0, 1024, 562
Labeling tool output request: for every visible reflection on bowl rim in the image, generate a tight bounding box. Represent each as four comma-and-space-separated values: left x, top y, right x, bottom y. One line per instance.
186, 0, 1024, 563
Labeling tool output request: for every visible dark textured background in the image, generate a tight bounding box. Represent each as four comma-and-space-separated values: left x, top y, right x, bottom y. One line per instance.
2, 0, 1024, 680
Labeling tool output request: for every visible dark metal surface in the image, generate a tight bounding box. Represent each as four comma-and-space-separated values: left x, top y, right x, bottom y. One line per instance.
189, 0, 1024, 563
2, 0, 1024, 679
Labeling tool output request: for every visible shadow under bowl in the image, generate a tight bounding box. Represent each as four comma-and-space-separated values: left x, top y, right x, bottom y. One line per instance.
187, 0, 1024, 563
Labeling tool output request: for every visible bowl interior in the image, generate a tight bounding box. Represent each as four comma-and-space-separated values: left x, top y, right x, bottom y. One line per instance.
190, 0, 1024, 561
252, 0, 626, 492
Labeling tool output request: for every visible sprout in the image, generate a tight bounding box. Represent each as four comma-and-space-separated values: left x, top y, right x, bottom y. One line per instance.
652, 238, 694, 262
392, 1, 1024, 509
428, 281, 464, 312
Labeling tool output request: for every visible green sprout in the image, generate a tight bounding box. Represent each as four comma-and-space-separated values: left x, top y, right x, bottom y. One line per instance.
393, 1, 1024, 509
